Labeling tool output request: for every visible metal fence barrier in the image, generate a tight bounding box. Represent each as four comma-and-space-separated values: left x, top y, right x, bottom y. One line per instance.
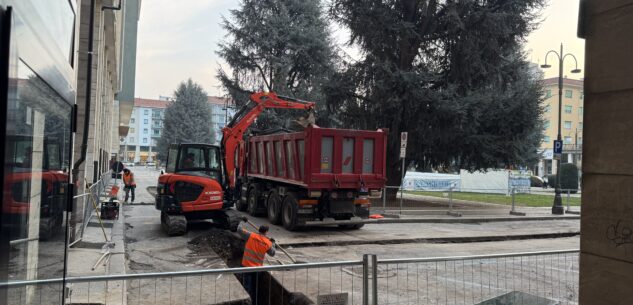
373, 186, 581, 217
1, 250, 579, 305
374, 249, 579, 305
73, 172, 113, 239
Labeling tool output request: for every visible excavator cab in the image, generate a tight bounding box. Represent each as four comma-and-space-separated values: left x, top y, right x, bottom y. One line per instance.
156, 143, 239, 236
165, 143, 224, 184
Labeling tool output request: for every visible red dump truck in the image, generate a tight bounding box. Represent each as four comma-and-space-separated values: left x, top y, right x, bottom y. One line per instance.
236, 125, 387, 230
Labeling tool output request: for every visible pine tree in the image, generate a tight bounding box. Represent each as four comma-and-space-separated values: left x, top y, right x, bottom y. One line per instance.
157, 79, 214, 160
217, 0, 338, 128
329, 0, 545, 186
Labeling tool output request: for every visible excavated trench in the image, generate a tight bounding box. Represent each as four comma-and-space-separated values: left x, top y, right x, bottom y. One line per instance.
189, 229, 313, 305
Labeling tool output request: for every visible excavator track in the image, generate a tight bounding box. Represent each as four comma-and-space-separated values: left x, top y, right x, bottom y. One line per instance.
161, 211, 187, 236
217, 209, 240, 232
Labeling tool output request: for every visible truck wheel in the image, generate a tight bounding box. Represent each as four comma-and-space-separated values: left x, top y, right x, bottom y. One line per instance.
247, 187, 261, 216
236, 195, 248, 211
267, 191, 282, 225
281, 194, 299, 231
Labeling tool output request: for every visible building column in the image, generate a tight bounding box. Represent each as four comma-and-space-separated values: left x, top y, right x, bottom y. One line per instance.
579, 1, 633, 303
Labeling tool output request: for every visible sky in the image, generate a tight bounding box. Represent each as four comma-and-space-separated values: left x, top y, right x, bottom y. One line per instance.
134, 0, 585, 99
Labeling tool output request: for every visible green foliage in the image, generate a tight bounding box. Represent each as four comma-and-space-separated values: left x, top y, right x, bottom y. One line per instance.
329, 0, 545, 184
217, 0, 338, 128
560, 163, 579, 191
156, 79, 214, 161
547, 174, 557, 187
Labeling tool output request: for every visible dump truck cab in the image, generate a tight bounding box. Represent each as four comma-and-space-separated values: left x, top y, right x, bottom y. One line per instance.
155, 143, 239, 235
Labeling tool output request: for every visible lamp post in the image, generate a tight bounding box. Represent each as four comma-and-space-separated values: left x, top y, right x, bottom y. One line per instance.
541, 43, 582, 215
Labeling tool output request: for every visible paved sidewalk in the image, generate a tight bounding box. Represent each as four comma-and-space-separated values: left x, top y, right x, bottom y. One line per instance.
66, 177, 127, 305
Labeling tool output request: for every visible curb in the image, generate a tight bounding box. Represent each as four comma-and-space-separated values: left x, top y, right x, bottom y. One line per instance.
374, 215, 580, 224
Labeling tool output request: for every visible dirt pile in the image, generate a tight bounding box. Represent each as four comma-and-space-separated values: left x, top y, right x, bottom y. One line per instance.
188, 228, 245, 267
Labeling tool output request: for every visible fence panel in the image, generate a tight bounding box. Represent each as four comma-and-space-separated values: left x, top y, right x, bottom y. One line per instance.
1, 251, 578, 305
375, 250, 579, 305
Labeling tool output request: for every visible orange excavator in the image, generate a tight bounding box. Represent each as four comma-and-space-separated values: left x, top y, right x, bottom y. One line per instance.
155, 92, 314, 235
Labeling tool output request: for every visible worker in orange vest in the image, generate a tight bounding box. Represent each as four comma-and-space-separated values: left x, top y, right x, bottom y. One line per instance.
122, 168, 136, 203
237, 217, 276, 302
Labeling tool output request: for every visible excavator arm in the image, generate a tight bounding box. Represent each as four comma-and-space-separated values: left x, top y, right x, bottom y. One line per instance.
221, 91, 315, 191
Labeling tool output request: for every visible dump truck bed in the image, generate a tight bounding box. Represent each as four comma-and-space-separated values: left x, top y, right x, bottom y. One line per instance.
246, 126, 387, 191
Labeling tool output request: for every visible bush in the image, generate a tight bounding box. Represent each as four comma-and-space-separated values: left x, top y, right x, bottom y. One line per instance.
547, 174, 557, 187
560, 163, 579, 193
530, 176, 543, 187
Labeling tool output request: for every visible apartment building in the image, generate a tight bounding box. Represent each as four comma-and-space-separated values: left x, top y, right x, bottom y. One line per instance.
535, 77, 584, 177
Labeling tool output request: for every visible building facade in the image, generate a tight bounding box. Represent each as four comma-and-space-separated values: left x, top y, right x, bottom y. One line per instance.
535, 77, 584, 177
121, 96, 234, 162
208, 96, 236, 144
0, 0, 139, 302
121, 98, 168, 162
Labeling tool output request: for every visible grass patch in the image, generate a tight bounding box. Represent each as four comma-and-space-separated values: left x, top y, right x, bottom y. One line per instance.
406, 191, 581, 207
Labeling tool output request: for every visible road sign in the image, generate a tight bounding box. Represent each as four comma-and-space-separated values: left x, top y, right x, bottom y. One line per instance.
553, 140, 563, 155
400, 132, 408, 158
400, 132, 408, 148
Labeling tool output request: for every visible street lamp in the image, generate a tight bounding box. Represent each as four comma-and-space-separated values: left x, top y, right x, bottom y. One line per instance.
541, 43, 582, 215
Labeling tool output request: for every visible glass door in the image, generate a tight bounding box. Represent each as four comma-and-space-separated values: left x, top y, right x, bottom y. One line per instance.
0, 1, 76, 304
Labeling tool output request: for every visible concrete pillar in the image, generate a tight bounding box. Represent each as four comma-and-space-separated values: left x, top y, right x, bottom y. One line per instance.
579, 1, 633, 304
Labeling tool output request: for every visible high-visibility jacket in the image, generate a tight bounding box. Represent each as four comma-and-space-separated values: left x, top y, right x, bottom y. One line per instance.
241, 233, 272, 267
123, 172, 136, 186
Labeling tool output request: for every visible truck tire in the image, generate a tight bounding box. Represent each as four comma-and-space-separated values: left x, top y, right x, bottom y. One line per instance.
267, 191, 282, 225
218, 209, 240, 232
247, 187, 262, 216
236, 195, 248, 212
281, 194, 299, 231
161, 211, 187, 236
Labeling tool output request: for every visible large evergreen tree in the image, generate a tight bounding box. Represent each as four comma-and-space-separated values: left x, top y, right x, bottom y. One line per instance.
329, 0, 545, 185
217, 0, 337, 128
157, 79, 214, 160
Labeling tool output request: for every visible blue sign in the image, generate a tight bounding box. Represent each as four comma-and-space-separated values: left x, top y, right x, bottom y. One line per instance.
553, 140, 563, 154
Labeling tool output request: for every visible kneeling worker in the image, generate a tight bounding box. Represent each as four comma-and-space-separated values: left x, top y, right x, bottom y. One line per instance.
238, 217, 277, 302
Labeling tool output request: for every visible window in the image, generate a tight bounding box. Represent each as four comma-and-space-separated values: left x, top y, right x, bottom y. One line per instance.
579, 107, 584, 115
543, 136, 551, 143
565, 90, 573, 98
144, 119, 148, 124
564, 136, 572, 144
130, 137, 135, 142
143, 138, 148, 143
578, 122, 583, 129
143, 128, 148, 134
564, 121, 572, 129
544, 104, 551, 112
153, 129, 160, 136
564, 105, 572, 113
578, 137, 583, 144
129, 128, 135, 133
545, 90, 552, 98
544, 120, 550, 129
130, 118, 135, 124
144, 109, 149, 115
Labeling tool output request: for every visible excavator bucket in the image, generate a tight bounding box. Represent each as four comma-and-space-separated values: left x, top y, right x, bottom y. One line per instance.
293, 110, 316, 129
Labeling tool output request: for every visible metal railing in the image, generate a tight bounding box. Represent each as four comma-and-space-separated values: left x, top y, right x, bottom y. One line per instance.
374, 249, 579, 305
373, 186, 581, 216
73, 172, 113, 239
0, 250, 579, 305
